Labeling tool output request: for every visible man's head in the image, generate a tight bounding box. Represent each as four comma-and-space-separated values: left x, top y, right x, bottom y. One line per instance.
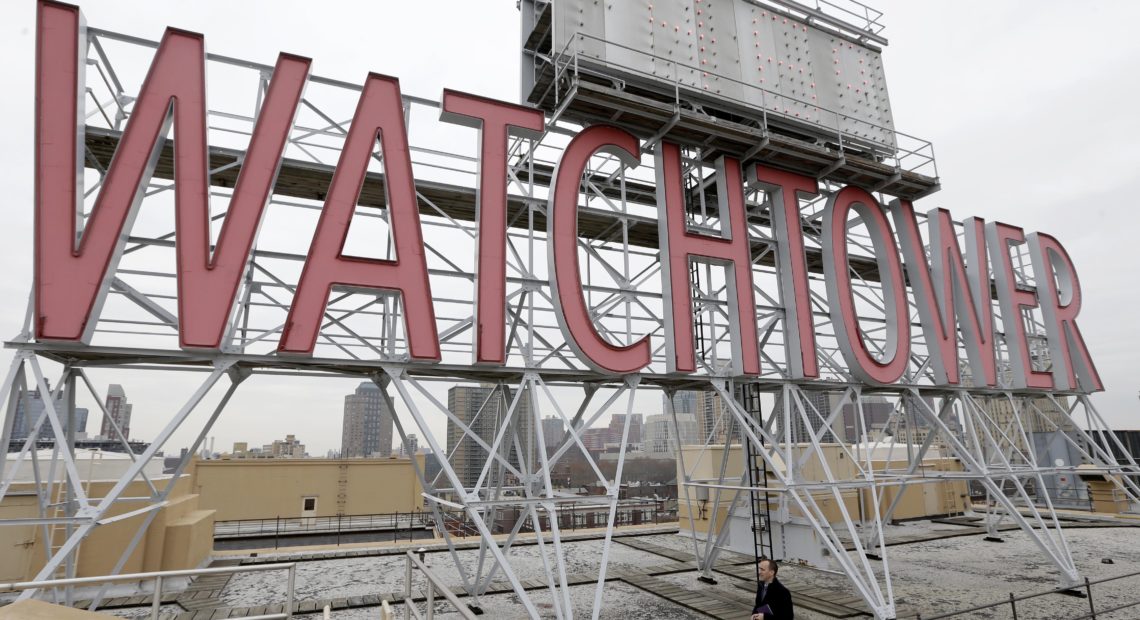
758, 557, 778, 583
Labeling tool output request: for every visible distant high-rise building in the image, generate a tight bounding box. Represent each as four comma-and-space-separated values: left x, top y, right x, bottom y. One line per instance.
667, 390, 730, 445
423, 450, 443, 482
986, 395, 1075, 436
580, 427, 608, 452
772, 390, 844, 444
73, 408, 88, 439
645, 413, 699, 452
401, 434, 419, 457
10, 384, 88, 441
837, 395, 895, 443
100, 384, 133, 441
446, 384, 532, 490
609, 413, 643, 445
669, 391, 698, 416
696, 390, 733, 444
541, 416, 565, 449
341, 382, 394, 458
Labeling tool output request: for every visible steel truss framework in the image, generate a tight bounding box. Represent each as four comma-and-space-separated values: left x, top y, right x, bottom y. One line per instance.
2, 17, 1139, 620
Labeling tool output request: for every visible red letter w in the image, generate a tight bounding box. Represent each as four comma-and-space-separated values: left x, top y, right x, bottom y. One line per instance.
35, 1, 309, 349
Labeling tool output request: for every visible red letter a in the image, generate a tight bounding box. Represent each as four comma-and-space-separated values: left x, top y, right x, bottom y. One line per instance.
278, 74, 440, 360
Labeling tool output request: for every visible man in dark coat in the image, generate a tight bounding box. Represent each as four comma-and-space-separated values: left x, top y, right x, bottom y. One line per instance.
751, 557, 793, 620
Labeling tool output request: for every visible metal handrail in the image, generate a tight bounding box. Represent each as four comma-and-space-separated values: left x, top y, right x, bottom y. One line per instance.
403, 550, 477, 620
0, 562, 297, 620
548, 31, 939, 179
215, 510, 433, 537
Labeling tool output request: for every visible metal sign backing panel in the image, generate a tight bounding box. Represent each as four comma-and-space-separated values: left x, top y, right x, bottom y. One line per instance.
811, 32, 895, 149
771, 12, 816, 123
549, 0, 898, 149
735, 3, 783, 113
639, 0, 701, 88
602, 0, 657, 82
696, 0, 743, 101
553, 0, 606, 61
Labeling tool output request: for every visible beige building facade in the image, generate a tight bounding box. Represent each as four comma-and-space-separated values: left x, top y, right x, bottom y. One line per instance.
675, 442, 969, 567
191, 455, 424, 520
0, 476, 213, 583
2, 453, 425, 583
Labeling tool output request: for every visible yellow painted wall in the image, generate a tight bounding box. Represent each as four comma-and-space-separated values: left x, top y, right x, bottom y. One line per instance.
0, 492, 40, 583
676, 444, 967, 534
674, 445, 745, 536
1087, 478, 1130, 513
191, 456, 424, 520
0, 476, 214, 582
864, 458, 970, 520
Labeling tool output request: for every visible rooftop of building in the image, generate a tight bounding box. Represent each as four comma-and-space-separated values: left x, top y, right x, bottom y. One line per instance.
7, 514, 1140, 619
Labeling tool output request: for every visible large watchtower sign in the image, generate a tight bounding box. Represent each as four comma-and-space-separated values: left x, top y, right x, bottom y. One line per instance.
33, 0, 1101, 391
3, 2, 1134, 619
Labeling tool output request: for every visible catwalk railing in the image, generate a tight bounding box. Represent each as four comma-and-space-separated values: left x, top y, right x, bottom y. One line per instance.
0, 562, 297, 619
213, 502, 676, 547
214, 511, 434, 540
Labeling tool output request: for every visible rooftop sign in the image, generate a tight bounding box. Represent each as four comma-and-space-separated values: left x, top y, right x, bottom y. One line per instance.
32, 1, 1102, 392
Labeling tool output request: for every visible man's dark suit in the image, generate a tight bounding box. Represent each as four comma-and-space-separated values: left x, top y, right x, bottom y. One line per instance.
752, 577, 794, 619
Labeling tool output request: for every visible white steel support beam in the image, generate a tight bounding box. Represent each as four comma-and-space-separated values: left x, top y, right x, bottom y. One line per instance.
374, 373, 483, 606
383, 365, 541, 618
27, 362, 89, 509
0, 354, 30, 493
589, 374, 638, 620
526, 373, 573, 620
713, 383, 897, 620
909, 390, 1080, 588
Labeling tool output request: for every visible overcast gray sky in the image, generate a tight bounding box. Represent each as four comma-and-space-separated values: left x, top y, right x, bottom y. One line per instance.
0, 1, 1136, 455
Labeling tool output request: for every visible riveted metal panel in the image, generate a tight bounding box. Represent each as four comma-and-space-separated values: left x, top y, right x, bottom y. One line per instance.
809, 31, 844, 136
696, 0, 743, 101
553, 0, 606, 61
770, 12, 816, 125
637, 1, 701, 89
734, 3, 781, 112
825, 36, 894, 149
603, 0, 657, 79
856, 51, 894, 148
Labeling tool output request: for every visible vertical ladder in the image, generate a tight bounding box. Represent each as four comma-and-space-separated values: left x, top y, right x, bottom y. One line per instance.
43, 449, 98, 580
690, 260, 706, 358
336, 463, 348, 516
740, 384, 774, 582
47, 482, 69, 580
943, 474, 961, 517
46, 475, 80, 580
